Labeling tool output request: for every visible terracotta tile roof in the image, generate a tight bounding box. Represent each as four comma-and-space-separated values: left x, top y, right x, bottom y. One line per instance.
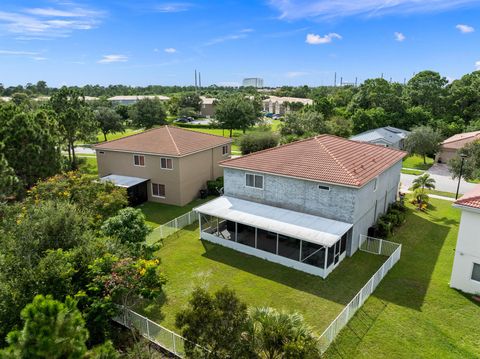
441, 130, 480, 149
94, 126, 232, 156
454, 184, 480, 210
220, 135, 406, 187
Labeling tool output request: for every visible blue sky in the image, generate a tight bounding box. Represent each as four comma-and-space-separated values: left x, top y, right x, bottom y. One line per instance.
1, 0, 480, 87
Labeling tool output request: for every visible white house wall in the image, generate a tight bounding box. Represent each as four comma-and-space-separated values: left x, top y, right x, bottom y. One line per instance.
450, 209, 480, 294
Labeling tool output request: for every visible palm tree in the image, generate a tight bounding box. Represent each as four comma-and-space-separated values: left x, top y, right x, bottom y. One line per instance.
243, 307, 319, 359
412, 173, 436, 191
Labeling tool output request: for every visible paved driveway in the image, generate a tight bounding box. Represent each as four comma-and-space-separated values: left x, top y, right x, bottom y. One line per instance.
400, 163, 477, 195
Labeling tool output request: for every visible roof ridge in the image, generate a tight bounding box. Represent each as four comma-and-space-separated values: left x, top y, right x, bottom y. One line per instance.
220, 135, 316, 165
314, 136, 361, 186
165, 126, 180, 155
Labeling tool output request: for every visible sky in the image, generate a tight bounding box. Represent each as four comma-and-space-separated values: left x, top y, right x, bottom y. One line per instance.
1, 0, 480, 87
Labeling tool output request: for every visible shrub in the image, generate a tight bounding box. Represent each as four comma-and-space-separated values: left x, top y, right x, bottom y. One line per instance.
239, 131, 279, 155
207, 177, 224, 195
389, 201, 407, 213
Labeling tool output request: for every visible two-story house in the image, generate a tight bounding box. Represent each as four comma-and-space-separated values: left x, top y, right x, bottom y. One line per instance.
450, 184, 480, 294
94, 126, 232, 206
195, 135, 406, 278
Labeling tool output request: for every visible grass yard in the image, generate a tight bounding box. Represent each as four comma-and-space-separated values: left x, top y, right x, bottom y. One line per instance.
95, 128, 142, 143
138, 196, 215, 228
402, 154, 434, 170
136, 227, 386, 334
325, 198, 480, 358
401, 168, 424, 176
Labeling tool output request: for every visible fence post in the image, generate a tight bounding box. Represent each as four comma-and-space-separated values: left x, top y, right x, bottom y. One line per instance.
378, 239, 383, 255
146, 318, 150, 339
175, 218, 178, 230
188, 211, 192, 224
172, 332, 176, 354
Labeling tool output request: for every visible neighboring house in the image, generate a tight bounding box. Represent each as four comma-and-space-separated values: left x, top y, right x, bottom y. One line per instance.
32, 96, 98, 102
108, 95, 170, 105
199, 96, 217, 117
0, 97, 11, 102
450, 184, 480, 294
94, 126, 232, 206
262, 96, 313, 115
436, 130, 480, 163
350, 126, 410, 149
195, 135, 406, 278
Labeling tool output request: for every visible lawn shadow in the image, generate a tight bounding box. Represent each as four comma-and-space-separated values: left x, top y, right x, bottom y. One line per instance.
200, 239, 386, 307
372, 208, 453, 311
133, 290, 167, 323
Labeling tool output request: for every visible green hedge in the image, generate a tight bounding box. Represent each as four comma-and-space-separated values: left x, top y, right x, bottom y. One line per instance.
371, 201, 407, 238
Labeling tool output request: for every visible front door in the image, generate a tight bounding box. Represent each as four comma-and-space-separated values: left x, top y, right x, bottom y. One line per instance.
334, 241, 340, 264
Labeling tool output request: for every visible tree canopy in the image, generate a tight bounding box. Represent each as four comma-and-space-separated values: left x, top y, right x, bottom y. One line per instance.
214, 96, 259, 137
128, 97, 167, 129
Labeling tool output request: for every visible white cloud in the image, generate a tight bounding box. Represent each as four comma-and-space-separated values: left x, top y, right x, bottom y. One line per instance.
203, 30, 253, 46
0, 49, 39, 55
155, 3, 192, 13
269, 0, 480, 20
394, 32, 406, 41
164, 47, 177, 53
0, 4, 103, 39
456, 24, 475, 33
305, 32, 341, 45
32, 56, 47, 61
286, 71, 309, 78
98, 54, 128, 64
475, 60, 480, 70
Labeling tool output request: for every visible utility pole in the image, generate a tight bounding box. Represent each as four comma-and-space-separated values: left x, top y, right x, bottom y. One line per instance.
340, 77, 343, 86
194, 69, 198, 92
355, 77, 358, 87
334, 72, 337, 87
198, 72, 202, 88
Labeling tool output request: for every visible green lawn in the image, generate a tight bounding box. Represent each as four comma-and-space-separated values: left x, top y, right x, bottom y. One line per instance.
95, 128, 142, 143
402, 154, 434, 170
137, 227, 386, 334
401, 168, 424, 176
425, 189, 457, 199
75, 155, 98, 175
138, 196, 215, 228
325, 198, 480, 358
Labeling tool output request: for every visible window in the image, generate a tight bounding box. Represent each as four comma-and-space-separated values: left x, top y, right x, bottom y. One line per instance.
278, 235, 300, 260
472, 263, 480, 282
152, 183, 165, 198
318, 185, 330, 191
222, 145, 229, 156
98, 151, 105, 155
160, 157, 173, 170
246, 173, 263, 189
133, 154, 145, 167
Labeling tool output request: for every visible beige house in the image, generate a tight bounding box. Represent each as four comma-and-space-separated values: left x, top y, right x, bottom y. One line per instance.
436, 130, 480, 163
94, 126, 232, 206
200, 96, 217, 117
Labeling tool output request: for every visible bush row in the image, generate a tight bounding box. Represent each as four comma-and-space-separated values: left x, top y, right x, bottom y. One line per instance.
371, 201, 407, 238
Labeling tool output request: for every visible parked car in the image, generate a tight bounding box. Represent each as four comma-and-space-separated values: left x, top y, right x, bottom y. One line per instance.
272, 114, 283, 120
175, 117, 189, 123
265, 113, 274, 118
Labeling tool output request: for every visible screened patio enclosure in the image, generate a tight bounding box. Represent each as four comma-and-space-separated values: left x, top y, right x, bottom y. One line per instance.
195, 196, 352, 278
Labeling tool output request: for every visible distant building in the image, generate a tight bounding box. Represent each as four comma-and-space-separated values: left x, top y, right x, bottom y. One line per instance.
435, 130, 480, 164
450, 184, 480, 294
242, 78, 264, 88
350, 127, 410, 150
199, 96, 217, 118
108, 95, 170, 106
262, 96, 313, 115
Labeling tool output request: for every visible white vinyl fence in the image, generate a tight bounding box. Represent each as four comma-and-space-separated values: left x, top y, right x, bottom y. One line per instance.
318, 236, 401, 354
113, 306, 209, 358
148, 210, 197, 244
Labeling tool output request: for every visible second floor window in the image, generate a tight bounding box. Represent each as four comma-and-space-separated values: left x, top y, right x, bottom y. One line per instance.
160, 157, 173, 169
222, 145, 229, 155
134, 154, 145, 166
246, 173, 263, 189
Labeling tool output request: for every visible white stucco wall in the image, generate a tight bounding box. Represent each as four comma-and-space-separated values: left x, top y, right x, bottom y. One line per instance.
450, 208, 480, 294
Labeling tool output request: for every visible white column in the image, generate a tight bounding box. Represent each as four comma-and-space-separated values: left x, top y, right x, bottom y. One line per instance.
299, 240, 303, 261
198, 213, 202, 239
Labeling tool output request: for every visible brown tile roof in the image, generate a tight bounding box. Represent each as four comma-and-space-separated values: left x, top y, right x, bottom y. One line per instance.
220, 135, 406, 187
454, 184, 480, 210
441, 130, 480, 149
94, 126, 232, 156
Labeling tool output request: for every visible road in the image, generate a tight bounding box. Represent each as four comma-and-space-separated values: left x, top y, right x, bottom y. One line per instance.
400, 163, 477, 195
